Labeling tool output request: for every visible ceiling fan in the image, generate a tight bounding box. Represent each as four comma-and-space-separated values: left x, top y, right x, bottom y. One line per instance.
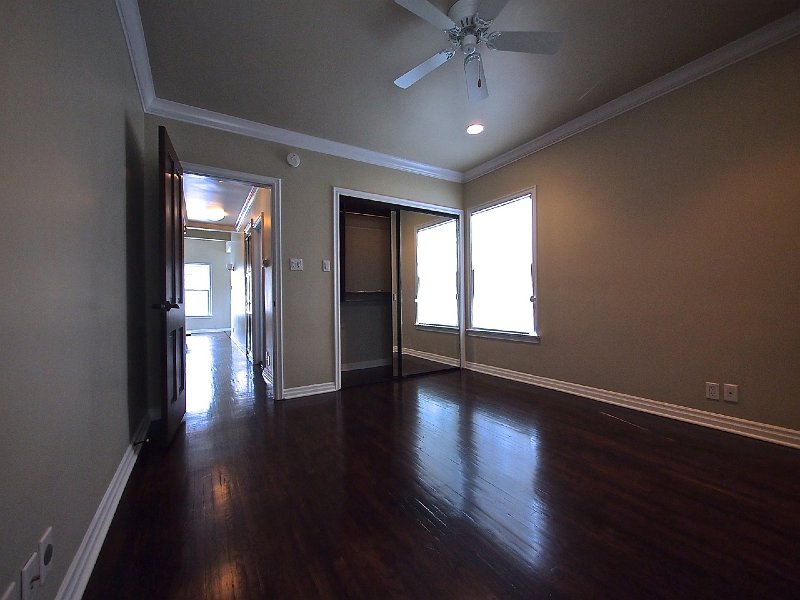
394, 0, 564, 102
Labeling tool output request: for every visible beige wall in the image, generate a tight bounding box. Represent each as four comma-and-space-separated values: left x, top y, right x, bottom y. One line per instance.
0, 1, 145, 597
143, 115, 461, 393
464, 37, 800, 430
1, 5, 795, 598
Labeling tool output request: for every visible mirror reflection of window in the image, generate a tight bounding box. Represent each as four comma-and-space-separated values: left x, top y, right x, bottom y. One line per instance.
415, 219, 458, 327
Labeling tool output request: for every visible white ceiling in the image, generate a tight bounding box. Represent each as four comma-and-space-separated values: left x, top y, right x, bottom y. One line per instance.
183, 173, 253, 228
135, 0, 799, 176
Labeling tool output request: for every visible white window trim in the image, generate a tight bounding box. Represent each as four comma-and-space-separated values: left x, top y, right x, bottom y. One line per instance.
185, 262, 213, 318
414, 324, 460, 334
414, 219, 459, 329
466, 187, 539, 340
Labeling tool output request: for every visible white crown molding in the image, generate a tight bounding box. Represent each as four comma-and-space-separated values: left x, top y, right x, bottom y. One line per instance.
55, 416, 150, 600
147, 98, 463, 182
114, 0, 460, 181
466, 362, 800, 449
116, 0, 798, 184
282, 382, 337, 399
464, 10, 800, 182
185, 220, 236, 232
114, 0, 155, 111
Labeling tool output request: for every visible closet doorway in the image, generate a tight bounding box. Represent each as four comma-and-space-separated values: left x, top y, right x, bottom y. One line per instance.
333, 190, 464, 389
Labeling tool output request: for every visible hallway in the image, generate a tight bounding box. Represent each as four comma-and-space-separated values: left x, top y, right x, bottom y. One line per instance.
82, 333, 800, 598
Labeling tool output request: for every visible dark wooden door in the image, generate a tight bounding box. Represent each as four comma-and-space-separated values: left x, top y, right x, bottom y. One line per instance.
157, 126, 186, 443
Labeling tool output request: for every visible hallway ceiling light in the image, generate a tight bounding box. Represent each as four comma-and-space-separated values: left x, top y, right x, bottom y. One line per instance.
189, 206, 226, 222
466, 123, 484, 135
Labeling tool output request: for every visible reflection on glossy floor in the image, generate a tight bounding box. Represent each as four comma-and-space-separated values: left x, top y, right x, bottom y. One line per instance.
341, 353, 456, 388
83, 332, 800, 599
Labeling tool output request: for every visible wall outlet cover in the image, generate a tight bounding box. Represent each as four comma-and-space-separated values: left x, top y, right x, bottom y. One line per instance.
20, 552, 39, 600
723, 384, 739, 403
705, 382, 720, 401
38, 527, 54, 585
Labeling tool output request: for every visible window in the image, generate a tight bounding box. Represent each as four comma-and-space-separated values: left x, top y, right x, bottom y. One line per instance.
415, 219, 458, 328
185, 263, 212, 317
469, 192, 536, 336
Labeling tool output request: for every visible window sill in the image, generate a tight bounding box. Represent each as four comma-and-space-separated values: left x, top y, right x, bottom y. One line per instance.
467, 328, 540, 344
414, 324, 459, 334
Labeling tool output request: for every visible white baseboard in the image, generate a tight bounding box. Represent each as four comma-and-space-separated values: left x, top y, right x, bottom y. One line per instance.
465, 362, 800, 449
262, 365, 273, 386
282, 382, 337, 399
342, 358, 392, 371
230, 335, 247, 357
55, 415, 151, 600
187, 327, 231, 334
403, 348, 461, 368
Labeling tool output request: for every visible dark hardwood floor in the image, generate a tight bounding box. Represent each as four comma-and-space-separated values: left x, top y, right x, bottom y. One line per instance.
83, 332, 800, 599
341, 354, 456, 388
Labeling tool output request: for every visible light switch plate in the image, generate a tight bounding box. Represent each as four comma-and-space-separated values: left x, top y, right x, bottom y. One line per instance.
289, 258, 304, 271
322, 260, 331, 272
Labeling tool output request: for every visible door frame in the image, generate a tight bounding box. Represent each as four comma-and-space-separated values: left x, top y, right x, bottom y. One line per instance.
332, 187, 465, 391
244, 213, 267, 367
184, 162, 285, 400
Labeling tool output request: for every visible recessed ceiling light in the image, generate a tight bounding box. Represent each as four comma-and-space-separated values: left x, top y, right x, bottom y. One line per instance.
466, 123, 484, 135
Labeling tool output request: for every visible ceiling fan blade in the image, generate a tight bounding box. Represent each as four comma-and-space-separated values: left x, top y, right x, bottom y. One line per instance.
394, 50, 455, 89
477, 0, 512, 22
394, 0, 455, 30
488, 31, 565, 55
464, 53, 488, 103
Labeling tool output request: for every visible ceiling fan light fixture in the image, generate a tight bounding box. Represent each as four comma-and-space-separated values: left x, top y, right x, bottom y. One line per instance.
393, 0, 563, 100
464, 52, 488, 103
462, 33, 478, 55
466, 123, 485, 135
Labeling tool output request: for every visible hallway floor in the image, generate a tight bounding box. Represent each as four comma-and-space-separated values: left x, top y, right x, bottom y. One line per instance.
82, 333, 800, 598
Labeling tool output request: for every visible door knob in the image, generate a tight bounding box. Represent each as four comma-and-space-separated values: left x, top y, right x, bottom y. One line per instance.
152, 302, 180, 311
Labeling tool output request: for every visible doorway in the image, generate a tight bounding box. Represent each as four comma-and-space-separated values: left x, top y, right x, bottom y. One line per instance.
333, 188, 465, 390
183, 163, 284, 399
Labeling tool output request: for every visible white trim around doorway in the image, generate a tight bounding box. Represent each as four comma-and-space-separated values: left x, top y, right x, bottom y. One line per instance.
184, 163, 285, 400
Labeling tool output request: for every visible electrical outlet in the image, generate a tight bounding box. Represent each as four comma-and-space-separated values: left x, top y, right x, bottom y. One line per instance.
38, 528, 54, 585
1, 582, 17, 600
705, 382, 720, 401
322, 260, 331, 272
20, 552, 39, 600
723, 384, 739, 403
